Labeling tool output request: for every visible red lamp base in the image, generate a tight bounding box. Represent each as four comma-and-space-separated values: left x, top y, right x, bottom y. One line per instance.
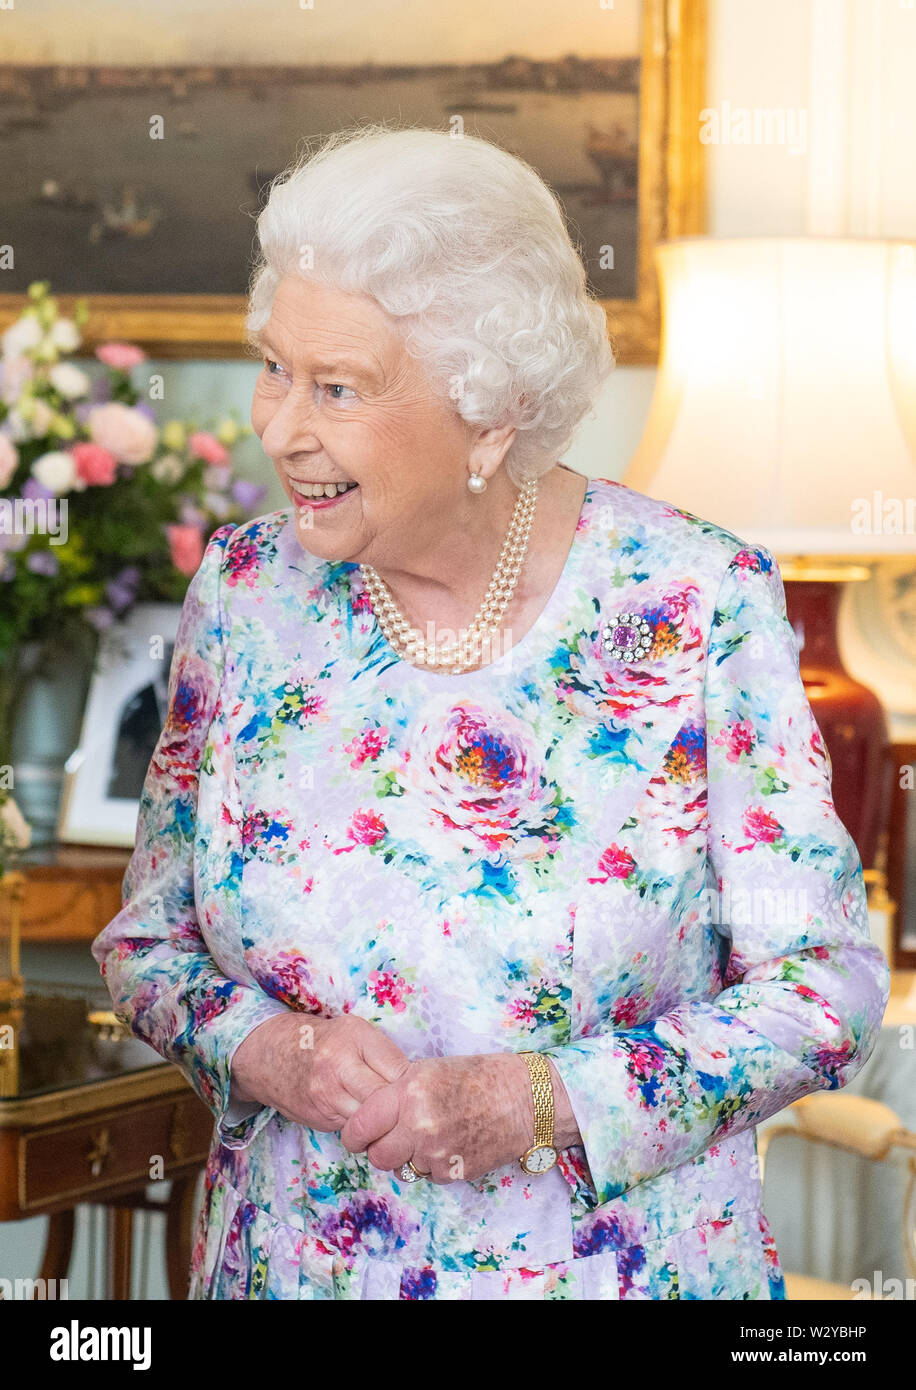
783, 578, 889, 871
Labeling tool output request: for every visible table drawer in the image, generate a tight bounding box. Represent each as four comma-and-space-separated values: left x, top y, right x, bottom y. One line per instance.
19, 1094, 213, 1211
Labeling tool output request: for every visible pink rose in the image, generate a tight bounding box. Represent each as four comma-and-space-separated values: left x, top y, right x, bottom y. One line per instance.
742, 806, 784, 844
346, 809, 387, 846
401, 698, 562, 858
0, 432, 18, 487
188, 431, 229, 467
166, 523, 204, 576
367, 968, 413, 1013
71, 441, 118, 486
590, 842, 637, 882
612, 994, 647, 1027
88, 402, 157, 464
715, 718, 756, 763
95, 341, 147, 370
343, 725, 390, 768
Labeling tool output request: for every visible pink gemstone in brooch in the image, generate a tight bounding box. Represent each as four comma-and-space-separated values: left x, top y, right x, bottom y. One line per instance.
601, 612, 654, 662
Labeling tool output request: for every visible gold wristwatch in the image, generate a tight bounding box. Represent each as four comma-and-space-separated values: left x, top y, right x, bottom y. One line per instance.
518, 1050, 559, 1175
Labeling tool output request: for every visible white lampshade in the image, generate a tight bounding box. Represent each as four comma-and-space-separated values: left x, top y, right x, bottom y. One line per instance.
624, 237, 916, 558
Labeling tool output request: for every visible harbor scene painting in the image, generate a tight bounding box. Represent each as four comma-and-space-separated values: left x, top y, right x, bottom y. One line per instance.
0, 0, 643, 301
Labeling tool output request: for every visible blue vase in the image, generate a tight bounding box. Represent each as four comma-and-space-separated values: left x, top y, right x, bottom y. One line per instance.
10, 640, 96, 846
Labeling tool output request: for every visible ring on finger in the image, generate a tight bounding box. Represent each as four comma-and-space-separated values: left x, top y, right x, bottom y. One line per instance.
396, 1159, 430, 1183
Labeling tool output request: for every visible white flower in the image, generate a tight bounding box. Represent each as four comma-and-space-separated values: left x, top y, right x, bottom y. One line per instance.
0, 795, 32, 851
32, 399, 55, 435
150, 452, 187, 485
4, 408, 30, 442
2, 315, 42, 358
0, 354, 33, 406
49, 362, 91, 400
49, 317, 81, 353
203, 489, 233, 519
0, 432, 18, 487
32, 449, 79, 494
4, 398, 54, 440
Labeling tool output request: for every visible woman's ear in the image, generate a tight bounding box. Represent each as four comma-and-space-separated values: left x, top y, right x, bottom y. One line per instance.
468, 421, 517, 482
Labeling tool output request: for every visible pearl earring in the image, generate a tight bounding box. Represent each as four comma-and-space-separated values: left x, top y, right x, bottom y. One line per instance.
467, 472, 488, 494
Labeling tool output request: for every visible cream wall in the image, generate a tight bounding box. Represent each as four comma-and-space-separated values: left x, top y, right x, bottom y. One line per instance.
580, 0, 916, 478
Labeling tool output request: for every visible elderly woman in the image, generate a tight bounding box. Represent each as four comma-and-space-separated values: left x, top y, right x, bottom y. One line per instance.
93, 124, 889, 1301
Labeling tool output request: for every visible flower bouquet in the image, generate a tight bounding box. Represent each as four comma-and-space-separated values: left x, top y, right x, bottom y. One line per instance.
0, 281, 267, 850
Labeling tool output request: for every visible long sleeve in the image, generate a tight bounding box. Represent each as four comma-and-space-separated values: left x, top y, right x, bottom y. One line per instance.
91, 524, 290, 1149
543, 545, 890, 1208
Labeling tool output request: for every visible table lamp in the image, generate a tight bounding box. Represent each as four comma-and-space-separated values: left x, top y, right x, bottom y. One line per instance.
625, 236, 916, 872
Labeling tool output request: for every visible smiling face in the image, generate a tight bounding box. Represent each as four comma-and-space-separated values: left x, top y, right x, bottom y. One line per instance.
251, 275, 498, 571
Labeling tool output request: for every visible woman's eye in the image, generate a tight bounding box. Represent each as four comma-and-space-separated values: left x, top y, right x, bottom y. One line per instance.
325, 383, 357, 401
264, 358, 286, 376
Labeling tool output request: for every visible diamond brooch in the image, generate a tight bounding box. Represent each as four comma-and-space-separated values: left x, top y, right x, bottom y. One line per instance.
601, 612, 654, 663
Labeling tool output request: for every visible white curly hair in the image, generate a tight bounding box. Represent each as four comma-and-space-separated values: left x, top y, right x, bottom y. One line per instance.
247, 122, 616, 486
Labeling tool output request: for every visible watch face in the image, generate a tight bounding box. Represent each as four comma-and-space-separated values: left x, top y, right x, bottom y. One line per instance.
523, 1145, 558, 1174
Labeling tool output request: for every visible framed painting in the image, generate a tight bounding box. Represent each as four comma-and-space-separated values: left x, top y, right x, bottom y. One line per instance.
0, 0, 705, 362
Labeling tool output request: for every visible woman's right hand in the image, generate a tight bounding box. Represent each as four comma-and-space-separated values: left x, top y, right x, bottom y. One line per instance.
228, 1011, 411, 1131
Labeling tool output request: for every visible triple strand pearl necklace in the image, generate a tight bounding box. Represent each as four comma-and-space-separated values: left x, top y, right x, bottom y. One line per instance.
359, 477, 538, 675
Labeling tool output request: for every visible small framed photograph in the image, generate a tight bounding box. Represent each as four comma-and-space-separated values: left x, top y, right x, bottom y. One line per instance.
57, 603, 182, 847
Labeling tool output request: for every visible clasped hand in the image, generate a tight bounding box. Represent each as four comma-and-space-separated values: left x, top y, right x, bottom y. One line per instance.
230, 1012, 539, 1184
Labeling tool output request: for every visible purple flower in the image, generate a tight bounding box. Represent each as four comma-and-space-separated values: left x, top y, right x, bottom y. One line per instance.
133, 400, 156, 421
105, 582, 133, 612
85, 606, 115, 630
21, 477, 54, 501
26, 549, 59, 576
178, 501, 207, 527
232, 480, 268, 510
0, 527, 28, 553
398, 1267, 437, 1300
105, 566, 141, 612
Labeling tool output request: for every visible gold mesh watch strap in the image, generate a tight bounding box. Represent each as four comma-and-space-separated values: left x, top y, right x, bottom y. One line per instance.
520, 1050, 555, 1147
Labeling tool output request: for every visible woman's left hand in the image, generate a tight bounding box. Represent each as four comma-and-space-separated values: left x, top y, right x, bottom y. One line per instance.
338, 1052, 581, 1183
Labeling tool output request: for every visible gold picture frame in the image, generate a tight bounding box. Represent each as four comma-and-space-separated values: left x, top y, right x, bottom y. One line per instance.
0, 0, 705, 363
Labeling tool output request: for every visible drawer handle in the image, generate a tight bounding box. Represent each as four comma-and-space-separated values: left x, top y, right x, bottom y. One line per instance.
87, 1126, 112, 1178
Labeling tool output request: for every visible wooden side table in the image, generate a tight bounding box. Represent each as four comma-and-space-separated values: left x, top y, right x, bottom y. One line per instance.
0, 985, 213, 1300
15, 845, 132, 944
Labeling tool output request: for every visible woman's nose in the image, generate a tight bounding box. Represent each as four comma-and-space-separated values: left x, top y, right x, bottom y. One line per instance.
259, 384, 321, 460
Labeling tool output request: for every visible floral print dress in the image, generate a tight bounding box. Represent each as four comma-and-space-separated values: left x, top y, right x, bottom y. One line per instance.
92, 474, 890, 1300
